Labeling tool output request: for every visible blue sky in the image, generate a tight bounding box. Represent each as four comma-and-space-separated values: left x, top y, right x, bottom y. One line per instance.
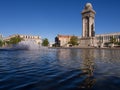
0, 0, 120, 43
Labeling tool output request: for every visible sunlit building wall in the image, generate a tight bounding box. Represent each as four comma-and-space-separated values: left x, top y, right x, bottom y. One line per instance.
0, 34, 2, 40
94, 33, 120, 47
4, 34, 42, 45
55, 34, 74, 47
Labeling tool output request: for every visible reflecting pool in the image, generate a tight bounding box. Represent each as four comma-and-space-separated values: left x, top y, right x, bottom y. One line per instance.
0, 48, 120, 90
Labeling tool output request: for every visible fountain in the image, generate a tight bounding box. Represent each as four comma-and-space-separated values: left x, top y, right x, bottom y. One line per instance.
0, 40, 47, 50
15, 40, 40, 50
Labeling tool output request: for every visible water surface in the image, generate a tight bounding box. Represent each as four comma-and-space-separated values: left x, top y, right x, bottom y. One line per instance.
0, 48, 120, 90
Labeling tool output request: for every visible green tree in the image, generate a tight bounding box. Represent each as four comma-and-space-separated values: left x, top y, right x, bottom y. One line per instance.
42, 38, 49, 46
0, 39, 5, 47
110, 36, 116, 44
0, 40, 3, 47
9, 35, 23, 45
69, 36, 78, 46
118, 42, 120, 45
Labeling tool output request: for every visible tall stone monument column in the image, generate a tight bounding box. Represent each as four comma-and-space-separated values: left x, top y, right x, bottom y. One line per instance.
80, 3, 96, 47
82, 3, 96, 38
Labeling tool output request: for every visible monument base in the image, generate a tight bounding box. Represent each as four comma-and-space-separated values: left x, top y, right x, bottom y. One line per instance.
79, 37, 95, 47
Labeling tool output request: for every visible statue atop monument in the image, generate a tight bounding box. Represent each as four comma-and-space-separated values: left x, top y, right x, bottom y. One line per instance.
85, 3, 93, 9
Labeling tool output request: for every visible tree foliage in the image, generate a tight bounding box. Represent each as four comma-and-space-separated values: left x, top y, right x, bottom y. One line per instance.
117, 42, 120, 45
110, 36, 116, 44
69, 36, 78, 46
0, 39, 5, 47
9, 35, 23, 45
42, 38, 49, 46
55, 37, 60, 47
0, 40, 3, 47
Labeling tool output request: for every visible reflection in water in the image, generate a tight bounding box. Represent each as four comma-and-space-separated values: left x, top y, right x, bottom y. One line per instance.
79, 49, 96, 89
79, 77, 96, 89
81, 49, 95, 77
57, 49, 96, 89
57, 49, 82, 69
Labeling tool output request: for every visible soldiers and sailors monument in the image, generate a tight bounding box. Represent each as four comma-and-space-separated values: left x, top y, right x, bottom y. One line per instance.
80, 3, 96, 47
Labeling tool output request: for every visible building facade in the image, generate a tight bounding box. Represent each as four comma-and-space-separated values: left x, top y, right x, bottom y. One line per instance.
55, 34, 73, 47
0, 34, 2, 40
95, 33, 120, 47
4, 34, 42, 45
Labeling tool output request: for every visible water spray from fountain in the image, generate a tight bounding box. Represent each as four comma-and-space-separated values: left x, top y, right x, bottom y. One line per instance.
13, 40, 47, 50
